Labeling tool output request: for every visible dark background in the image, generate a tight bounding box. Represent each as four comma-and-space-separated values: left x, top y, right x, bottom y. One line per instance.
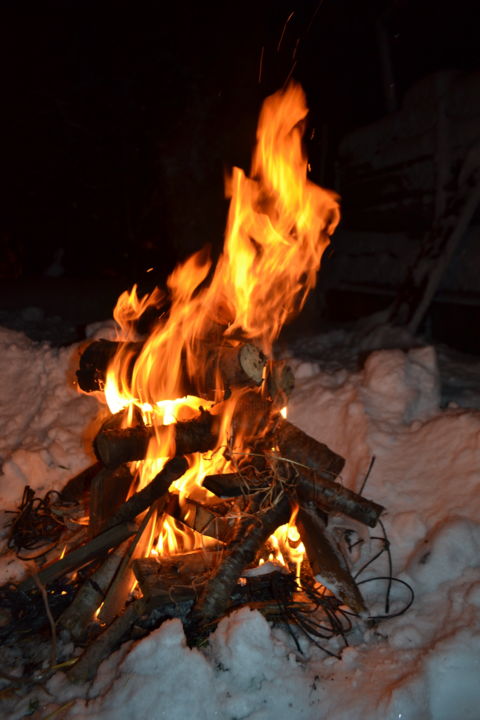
0, 0, 478, 332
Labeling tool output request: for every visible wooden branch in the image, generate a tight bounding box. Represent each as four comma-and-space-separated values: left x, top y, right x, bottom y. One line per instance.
67, 598, 146, 684
18, 522, 138, 592
202, 472, 269, 497
297, 506, 367, 616
387, 168, 480, 333
191, 493, 291, 627
274, 417, 345, 480
203, 466, 382, 528
295, 466, 383, 528
100, 457, 188, 532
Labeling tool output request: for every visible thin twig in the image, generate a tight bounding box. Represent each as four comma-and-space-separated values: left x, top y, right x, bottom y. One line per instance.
31, 569, 57, 667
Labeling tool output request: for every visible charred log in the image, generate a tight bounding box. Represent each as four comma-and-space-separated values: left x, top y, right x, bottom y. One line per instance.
101, 456, 188, 531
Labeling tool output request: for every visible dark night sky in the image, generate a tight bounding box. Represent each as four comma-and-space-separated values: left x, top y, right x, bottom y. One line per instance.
0, 0, 478, 287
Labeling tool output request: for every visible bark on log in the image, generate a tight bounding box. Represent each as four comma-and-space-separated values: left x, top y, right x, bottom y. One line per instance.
274, 417, 345, 480
94, 412, 216, 468
67, 598, 146, 684
297, 506, 367, 616
203, 468, 382, 527
191, 493, 291, 627
18, 522, 138, 592
101, 456, 189, 531
295, 466, 384, 528
202, 472, 270, 497
57, 538, 131, 641
94, 390, 272, 469
76, 338, 266, 397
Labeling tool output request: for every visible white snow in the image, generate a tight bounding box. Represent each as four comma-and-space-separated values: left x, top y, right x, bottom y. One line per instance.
1, 325, 480, 719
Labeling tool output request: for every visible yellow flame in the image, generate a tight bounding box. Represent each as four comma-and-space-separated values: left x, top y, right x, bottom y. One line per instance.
97, 82, 339, 561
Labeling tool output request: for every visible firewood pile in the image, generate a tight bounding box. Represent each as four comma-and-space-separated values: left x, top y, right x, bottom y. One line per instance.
2, 336, 385, 685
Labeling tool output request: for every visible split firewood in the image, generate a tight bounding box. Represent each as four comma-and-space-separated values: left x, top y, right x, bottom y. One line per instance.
180, 495, 251, 542
67, 597, 147, 684
101, 456, 188, 531
76, 338, 266, 397
296, 505, 367, 616
18, 521, 138, 593
191, 492, 291, 628
88, 464, 133, 537
98, 504, 158, 624
57, 538, 132, 641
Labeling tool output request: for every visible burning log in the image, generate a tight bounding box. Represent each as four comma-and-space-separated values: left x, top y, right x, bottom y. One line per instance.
76, 339, 142, 392
18, 521, 138, 593
296, 505, 367, 616
94, 391, 272, 468
94, 412, 216, 468
191, 492, 291, 628
101, 456, 189, 531
76, 338, 266, 397
203, 472, 270, 497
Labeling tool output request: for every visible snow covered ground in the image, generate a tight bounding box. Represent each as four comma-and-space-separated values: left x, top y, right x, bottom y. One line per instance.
1, 321, 480, 719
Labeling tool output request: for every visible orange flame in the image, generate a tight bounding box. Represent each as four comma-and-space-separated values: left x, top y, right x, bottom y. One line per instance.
101, 82, 339, 560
